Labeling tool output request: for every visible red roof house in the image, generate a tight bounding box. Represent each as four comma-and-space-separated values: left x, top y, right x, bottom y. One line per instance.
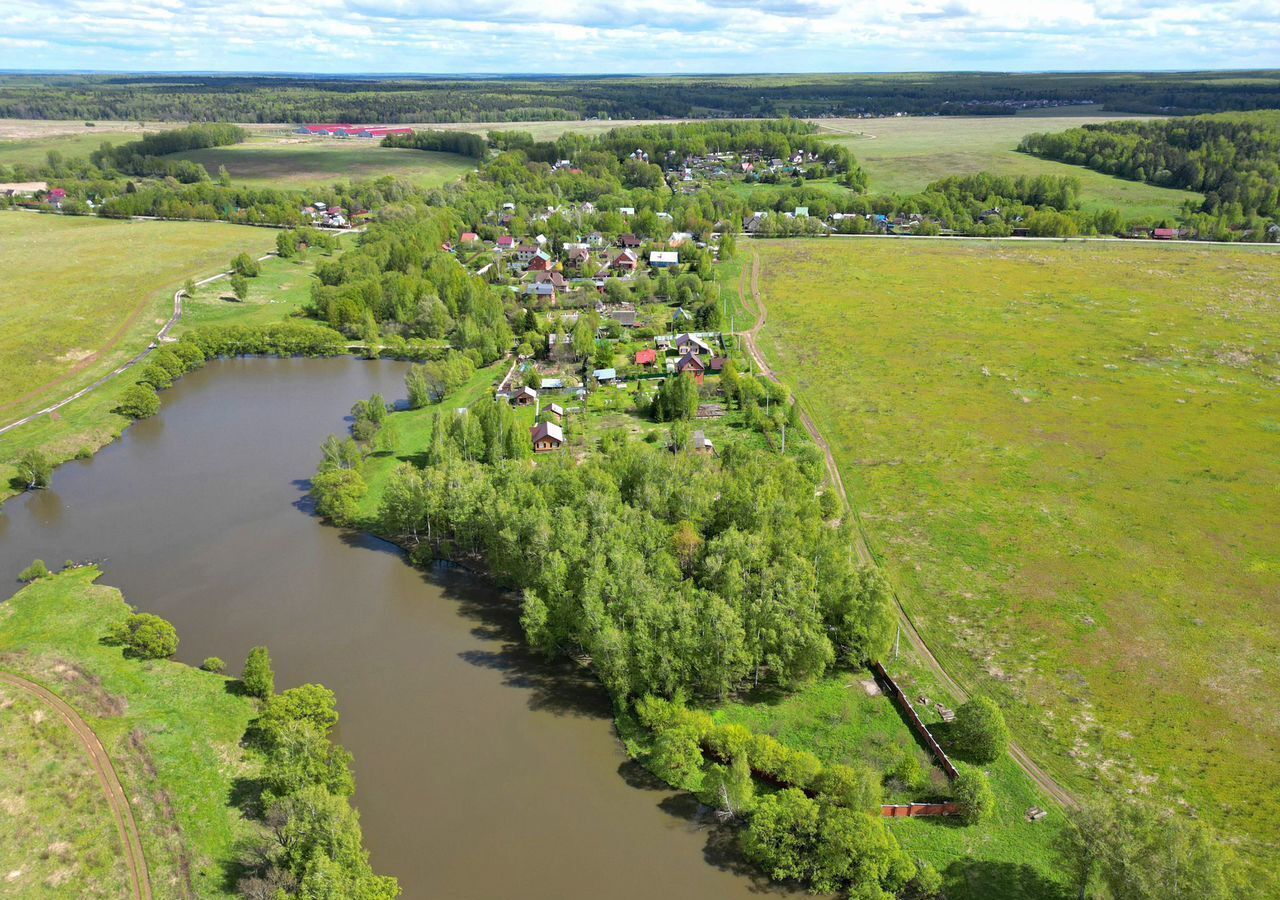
635, 348, 658, 366
460, 232, 479, 243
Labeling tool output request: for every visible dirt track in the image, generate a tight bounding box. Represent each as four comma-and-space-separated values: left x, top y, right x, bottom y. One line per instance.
736, 249, 1077, 811
0, 671, 152, 899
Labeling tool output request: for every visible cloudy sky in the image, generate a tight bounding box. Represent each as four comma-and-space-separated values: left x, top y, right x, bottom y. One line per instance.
2, 0, 1277, 73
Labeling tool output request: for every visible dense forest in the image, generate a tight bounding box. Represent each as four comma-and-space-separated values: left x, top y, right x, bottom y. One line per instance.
1, 70, 1278, 123
1020, 112, 1280, 232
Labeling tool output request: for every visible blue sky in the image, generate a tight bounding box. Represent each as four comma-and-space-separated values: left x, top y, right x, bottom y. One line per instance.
3, 0, 1278, 73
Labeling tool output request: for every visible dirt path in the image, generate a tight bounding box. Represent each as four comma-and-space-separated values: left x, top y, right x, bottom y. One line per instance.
0, 671, 152, 899
0, 251, 274, 437
737, 249, 1077, 811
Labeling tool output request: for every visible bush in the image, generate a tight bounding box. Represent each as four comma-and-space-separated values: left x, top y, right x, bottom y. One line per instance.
260, 684, 339, 739
108, 613, 179, 659
15, 449, 52, 490
649, 724, 705, 789
953, 767, 995, 825
742, 788, 820, 883
18, 559, 50, 582
952, 696, 1009, 763
201, 656, 226, 673
813, 762, 882, 812
242, 646, 275, 699
115, 383, 161, 418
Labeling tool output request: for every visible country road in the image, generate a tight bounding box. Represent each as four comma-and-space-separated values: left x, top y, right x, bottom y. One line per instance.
736, 249, 1078, 811
0, 671, 152, 900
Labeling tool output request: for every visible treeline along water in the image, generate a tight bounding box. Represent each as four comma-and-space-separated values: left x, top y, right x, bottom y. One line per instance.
0, 357, 772, 899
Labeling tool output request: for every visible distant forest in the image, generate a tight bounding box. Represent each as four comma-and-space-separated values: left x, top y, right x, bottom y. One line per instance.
2, 71, 1279, 123
1021, 111, 1280, 220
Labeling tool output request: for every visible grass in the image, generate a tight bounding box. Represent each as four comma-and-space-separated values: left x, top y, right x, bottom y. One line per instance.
0, 567, 261, 899
813, 115, 1201, 218
0, 682, 130, 897
0, 131, 138, 167
748, 238, 1280, 877
171, 136, 475, 189
0, 216, 332, 501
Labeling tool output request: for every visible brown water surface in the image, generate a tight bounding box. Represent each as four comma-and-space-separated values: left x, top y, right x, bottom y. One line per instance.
0, 357, 773, 899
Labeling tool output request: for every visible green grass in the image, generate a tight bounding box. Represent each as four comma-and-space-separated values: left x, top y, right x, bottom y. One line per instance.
748, 238, 1280, 877
0, 217, 329, 501
0, 682, 130, 897
172, 137, 475, 189
0, 131, 138, 167
813, 116, 1201, 218
0, 567, 261, 899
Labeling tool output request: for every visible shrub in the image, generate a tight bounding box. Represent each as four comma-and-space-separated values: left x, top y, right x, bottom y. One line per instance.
242, 646, 275, 699
952, 696, 1009, 763
139, 361, 173, 390
750, 733, 821, 789
18, 559, 50, 582
705, 722, 753, 762
201, 656, 226, 673
742, 788, 820, 883
260, 684, 339, 738
115, 384, 161, 418
16, 449, 53, 490
649, 724, 705, 790
108, 613, 179, 659
953, 767, 995, 825
813, 762, 882, 812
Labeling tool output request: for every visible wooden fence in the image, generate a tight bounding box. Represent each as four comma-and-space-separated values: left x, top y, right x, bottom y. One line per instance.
871, 661, 959, 781
881, 802, 960, 818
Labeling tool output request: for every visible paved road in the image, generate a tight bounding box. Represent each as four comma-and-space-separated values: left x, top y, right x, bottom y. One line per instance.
0, 253, 274, 437
736, 249, 1078, 811
0, 671, 152, 899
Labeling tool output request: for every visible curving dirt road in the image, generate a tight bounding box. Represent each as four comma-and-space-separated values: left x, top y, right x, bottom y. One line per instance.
0, 671, 152, 899
736, 249, 1077, 811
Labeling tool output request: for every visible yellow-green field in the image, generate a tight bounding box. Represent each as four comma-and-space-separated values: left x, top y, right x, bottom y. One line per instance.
172, 135, 475, 189
0, 130, 139, 167
0, 213, 275, 414
747, 238, 1280, 871
812, 115, 1201, 218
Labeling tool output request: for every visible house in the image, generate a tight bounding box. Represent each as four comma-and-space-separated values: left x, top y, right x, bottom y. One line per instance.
566, 246, 592, 270
618, 234, 643, 249
708, 357, 728, 373
460, 232, 479, 243
690, 430, 715, 455
534, 270, 568, 289
674, 353, 706, 384
516, 245, 540, 263
586, 232, 606, 247
619, 206, 635, 216
496, 235, 517, 250
610, 250, 638, 272
512, 386, 538, 407
675, 333, 713, 356
547, 403, 565, 422
668, 231, 694, 246
744, 212, 769, 234
528, 251, 555, 271
1153, 228, 1179, 240
525, 282, 558, 301
47, 187, 68, 208
635, 348, 658, 366
794, 206, 809, 218
650, 251, 679, 269
607, 308, 637, 327
593, 368, 617, 382
531, 421, 564, 452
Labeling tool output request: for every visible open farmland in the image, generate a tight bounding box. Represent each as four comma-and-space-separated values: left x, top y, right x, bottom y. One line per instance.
170, 134, 475, 189
0, 213, 276, 417
813, 115, 1201, 218
747, 238, 1280, 873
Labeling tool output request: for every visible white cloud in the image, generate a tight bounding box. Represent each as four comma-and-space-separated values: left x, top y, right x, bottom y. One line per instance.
2, 0, 1278, 71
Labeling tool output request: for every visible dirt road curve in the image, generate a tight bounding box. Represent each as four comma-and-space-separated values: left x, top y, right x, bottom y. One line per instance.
0, 671, 153, 899
736, 250, 1077, 811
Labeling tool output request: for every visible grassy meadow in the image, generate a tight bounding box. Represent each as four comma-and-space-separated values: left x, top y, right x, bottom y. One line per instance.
813, 115, 1201, 218
0, 216, 330, 500
0, 130, 138, 168
747, 238, 1280, 870
172, 136, 475, 189
0, 567, 261, 898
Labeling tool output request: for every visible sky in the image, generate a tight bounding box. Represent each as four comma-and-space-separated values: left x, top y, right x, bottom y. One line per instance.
2, 0, 1278, 74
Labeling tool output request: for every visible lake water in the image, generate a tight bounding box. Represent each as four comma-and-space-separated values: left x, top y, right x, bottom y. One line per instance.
0, 357, 774, 899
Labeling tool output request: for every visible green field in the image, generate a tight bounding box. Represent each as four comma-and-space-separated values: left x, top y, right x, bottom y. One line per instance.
0, 681, 130, 897
0, 130, 138, 167
748, 239, 1280, 873
0, 567, 260, 898
813, 115, 1201, 218
173, 136, 475, 189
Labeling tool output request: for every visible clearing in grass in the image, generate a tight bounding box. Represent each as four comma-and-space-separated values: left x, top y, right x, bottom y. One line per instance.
747, 237, 1280, 879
